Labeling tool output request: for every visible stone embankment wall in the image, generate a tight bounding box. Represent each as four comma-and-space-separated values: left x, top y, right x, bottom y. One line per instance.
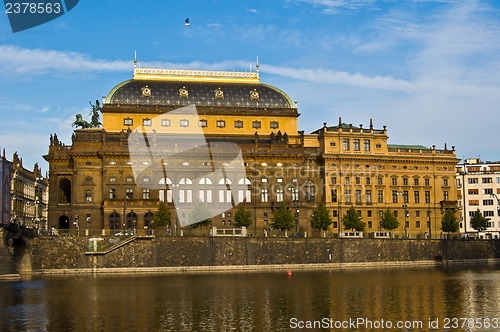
0, 229, 18, 277
26, 236, 500, 274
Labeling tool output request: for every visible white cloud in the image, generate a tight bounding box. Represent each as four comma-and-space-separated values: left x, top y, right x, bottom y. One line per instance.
289, 0, 376, 13
262, 64, 414, 91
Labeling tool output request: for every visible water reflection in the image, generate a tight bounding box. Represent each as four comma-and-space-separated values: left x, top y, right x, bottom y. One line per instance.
1, 265, 499, 331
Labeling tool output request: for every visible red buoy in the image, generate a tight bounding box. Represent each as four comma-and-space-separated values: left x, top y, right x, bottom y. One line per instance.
287, 269, 292, 276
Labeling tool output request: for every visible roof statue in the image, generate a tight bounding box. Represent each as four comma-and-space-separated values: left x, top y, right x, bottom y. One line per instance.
72, 100, 102, 129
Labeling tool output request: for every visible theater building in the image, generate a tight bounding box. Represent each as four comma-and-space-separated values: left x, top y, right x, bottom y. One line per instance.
44, 64, 459, 237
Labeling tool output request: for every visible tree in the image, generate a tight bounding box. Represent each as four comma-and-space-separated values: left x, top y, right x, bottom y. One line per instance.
441, 209, 459, 235
310, 202, 333, 231
381, 208, 399, 232
470, 208, 490, 232
153, 202, 170, 228
234, 205, 252, 228
270, 203, 295, 231
342, 206, 365, 231
188, 202, 211, 229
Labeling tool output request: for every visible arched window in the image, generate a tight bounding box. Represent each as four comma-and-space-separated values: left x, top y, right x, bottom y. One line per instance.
304, 180, 315, 202
126, 211, 138, 229
58, 178, 71, 204
85, 189, 93, 202
237, 178, 252, 203
179, 177, 193, 203
159, 177, 173, 202
198, 177, 213, 203
109, 212, 120, 230
218, 177, 232, 203
144, 211, 154, 229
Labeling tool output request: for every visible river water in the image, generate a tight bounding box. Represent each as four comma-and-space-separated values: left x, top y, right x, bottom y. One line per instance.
1, 265, 500, 331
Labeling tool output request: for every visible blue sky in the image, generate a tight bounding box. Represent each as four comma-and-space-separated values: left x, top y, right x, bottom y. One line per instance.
1, 0, 500, 171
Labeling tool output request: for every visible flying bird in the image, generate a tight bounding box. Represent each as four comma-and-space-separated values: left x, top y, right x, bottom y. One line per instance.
184, 18, 191, 26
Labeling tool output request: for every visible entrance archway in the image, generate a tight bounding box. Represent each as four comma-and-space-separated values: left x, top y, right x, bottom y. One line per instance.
58, 215, 70, 229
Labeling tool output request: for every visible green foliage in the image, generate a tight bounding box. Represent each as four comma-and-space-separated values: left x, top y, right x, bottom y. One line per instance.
342, 206, 365, 231
234, 205, 252, 228
153, 202, 170, 228
381, 208, 399, 231
470, 208, 490, 232
441, 209, 459, 234
270, 203, 295, 231
188, 202, 212, 229
310, 202, 333, 231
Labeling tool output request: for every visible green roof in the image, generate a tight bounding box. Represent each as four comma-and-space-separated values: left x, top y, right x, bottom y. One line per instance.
388, 144, 430, 150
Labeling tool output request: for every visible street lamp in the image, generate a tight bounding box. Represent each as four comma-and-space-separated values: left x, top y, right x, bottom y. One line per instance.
288, 185, 299, 234
397, 191, 409, 238
490, 194, 500, 237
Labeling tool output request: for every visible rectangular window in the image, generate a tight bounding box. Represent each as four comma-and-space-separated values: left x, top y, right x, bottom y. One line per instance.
343, 138, 350, 151
414, 178, 419, 186
392, 190, 399, 203
364, 139, 371, 151
443, 191, 449, 201
353, 139, 360, 151
366, 177, 371, 185
276, 189, 284, 202
368, 221, 372, 229
345, 189, 351, 203
261, 189, 269, 202
403, 190, 409, 203
414, 191, 420, 203
425, 191, 430, 204
355, 190, 362, 203
161, 119, 171, 127
252, 121, 261, 129
365, 190, 372, 203
109, 177, 116, 183
291, 189, 299, 202
142, 118, 152, 126
270, 121, 279, 129
377, 190, 383, 203
468, 189, 478, 195
468, 178, 478, 184
331, 177, 337, 184
109, 188, 117, 199
234, 120, 244, 128
377, 177, 383, 185
416, 221, 421, 228
443, 178, 449, 186
180, 119, 189, 127
484, 211, 494, 217
367, 210, 372, 217
482, 178, 493, 184
483, 199, 494, 205
345, 177, 350, 185
425, 178, 430, 186
416, 211, 420, 217
198, 119, 208, 127
216, 120, 226, 128
142, 189, 150, 199
126, 188, 134, 199
331, 189, 337, 202
392, 178, 397, 186
123, 118, 133, 126
403, 178, 408, 186
483, 188, 493, 195
355, 177, 361, 185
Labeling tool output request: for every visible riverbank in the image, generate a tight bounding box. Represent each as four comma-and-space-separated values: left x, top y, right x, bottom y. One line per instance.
26, 258, 500, 277
19, 236, 500, 276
